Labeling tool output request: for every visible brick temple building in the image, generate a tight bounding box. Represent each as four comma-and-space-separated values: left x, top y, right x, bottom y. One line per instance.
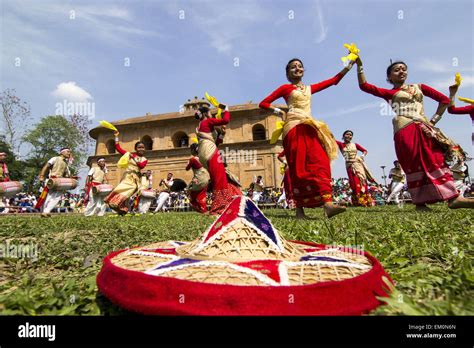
87, 97, 287, 189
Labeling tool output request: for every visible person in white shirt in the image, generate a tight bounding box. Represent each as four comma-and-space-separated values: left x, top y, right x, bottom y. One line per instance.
38, 148, 72, 215
155, 172, 174, 212
386, 160, 406, 207
251, 176, 264, 205
84, 158, 108, 216
137, 170, 154, 214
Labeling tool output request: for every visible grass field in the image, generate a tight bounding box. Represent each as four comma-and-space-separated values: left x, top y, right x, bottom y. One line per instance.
0, 204, 472, 315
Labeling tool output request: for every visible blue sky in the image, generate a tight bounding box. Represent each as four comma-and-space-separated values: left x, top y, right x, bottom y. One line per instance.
1, 0, 473, 181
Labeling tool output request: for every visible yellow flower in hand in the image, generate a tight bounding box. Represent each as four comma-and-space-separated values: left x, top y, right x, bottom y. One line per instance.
205, 92, 223, 119
341, 43, 360, 63
455, 73, 462, 86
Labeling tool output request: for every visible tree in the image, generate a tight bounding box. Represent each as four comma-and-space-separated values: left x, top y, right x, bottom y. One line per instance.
0, 89, 32, 155
67, 113, 94, 157
22, 115, 87, 177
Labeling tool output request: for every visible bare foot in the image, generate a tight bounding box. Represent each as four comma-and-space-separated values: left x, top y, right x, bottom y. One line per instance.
295, 207, 307, 219
40, 213, 51, 218
324, 203, 346, 218
415, 205, 432, 212
448, 196, 474, 209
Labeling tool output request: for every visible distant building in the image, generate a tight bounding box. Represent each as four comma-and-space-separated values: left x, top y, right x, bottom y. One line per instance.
88, 97, 286, 189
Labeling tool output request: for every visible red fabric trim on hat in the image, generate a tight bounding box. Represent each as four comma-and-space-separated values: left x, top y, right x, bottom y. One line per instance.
97, 241, 392, 316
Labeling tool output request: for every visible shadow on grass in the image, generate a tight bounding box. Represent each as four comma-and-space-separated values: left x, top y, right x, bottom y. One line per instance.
96, 292, 140, 316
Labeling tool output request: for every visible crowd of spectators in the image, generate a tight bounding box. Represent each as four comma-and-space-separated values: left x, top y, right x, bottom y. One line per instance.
1, 179, 473, 214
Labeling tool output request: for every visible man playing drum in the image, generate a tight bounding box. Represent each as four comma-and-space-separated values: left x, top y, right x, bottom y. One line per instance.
137, 170, 155, 214
84, 157, 110, 216
38, 147, 76, 216
154, 172, 174, 212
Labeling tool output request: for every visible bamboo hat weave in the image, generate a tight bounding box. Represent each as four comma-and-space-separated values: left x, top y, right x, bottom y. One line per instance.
97, 196, 391, 315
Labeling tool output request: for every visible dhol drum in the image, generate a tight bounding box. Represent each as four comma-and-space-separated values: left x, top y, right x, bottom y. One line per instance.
0, 181, 23, 198
46, 178, 78, 192
170, 178, 187, 192
140, 189, 157, 199
92, 184, 113, 197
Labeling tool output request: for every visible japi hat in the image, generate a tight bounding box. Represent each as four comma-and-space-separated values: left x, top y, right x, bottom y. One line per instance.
97, 197, 391, 315
342, 130, 353, 137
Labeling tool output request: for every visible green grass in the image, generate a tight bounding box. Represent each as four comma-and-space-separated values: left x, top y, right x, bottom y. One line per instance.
0, 204, 472, 315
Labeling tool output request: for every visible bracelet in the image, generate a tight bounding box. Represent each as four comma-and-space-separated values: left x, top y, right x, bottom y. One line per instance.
430, 114, 442, 125
273, 108, 282, 115
357, 66, 364, 74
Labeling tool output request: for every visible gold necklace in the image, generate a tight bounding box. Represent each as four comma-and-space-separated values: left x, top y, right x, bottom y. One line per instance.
294, 82, 305, 91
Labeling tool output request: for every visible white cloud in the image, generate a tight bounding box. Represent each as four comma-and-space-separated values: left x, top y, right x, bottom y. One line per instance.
51, 82, 93, 102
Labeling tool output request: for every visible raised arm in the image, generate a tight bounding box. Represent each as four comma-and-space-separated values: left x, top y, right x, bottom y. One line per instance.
310, 62, 353, 94
113, 132, 127, 155
448, 105, 474, 115
447, 83, 474, 115
356, 58, 395, 101
335, 140, 344, 151
207, 109, 231, 127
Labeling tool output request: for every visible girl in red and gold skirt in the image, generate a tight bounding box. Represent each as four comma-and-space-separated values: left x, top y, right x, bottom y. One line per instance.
195, 104, 241, 215
356, 57, 473, 210
186, 143, 210, 214
336, 130, 376, 207
259, 58, 353, 218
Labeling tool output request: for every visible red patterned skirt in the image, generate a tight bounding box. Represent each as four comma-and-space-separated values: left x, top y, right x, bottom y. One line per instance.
347, 168, 372, 207
283, 124, 332, 208
207, 150, 242, 214
394, 123, 458, 205
190, 188, 208, 213
210, 184, 241, 215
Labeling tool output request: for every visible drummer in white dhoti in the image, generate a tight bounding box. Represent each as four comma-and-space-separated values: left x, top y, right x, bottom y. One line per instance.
84, 157, 110, 216
386, 160, 406, 207
251, 176, 264, 205
37, 148, 76, 216
154, 173, 174, 212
